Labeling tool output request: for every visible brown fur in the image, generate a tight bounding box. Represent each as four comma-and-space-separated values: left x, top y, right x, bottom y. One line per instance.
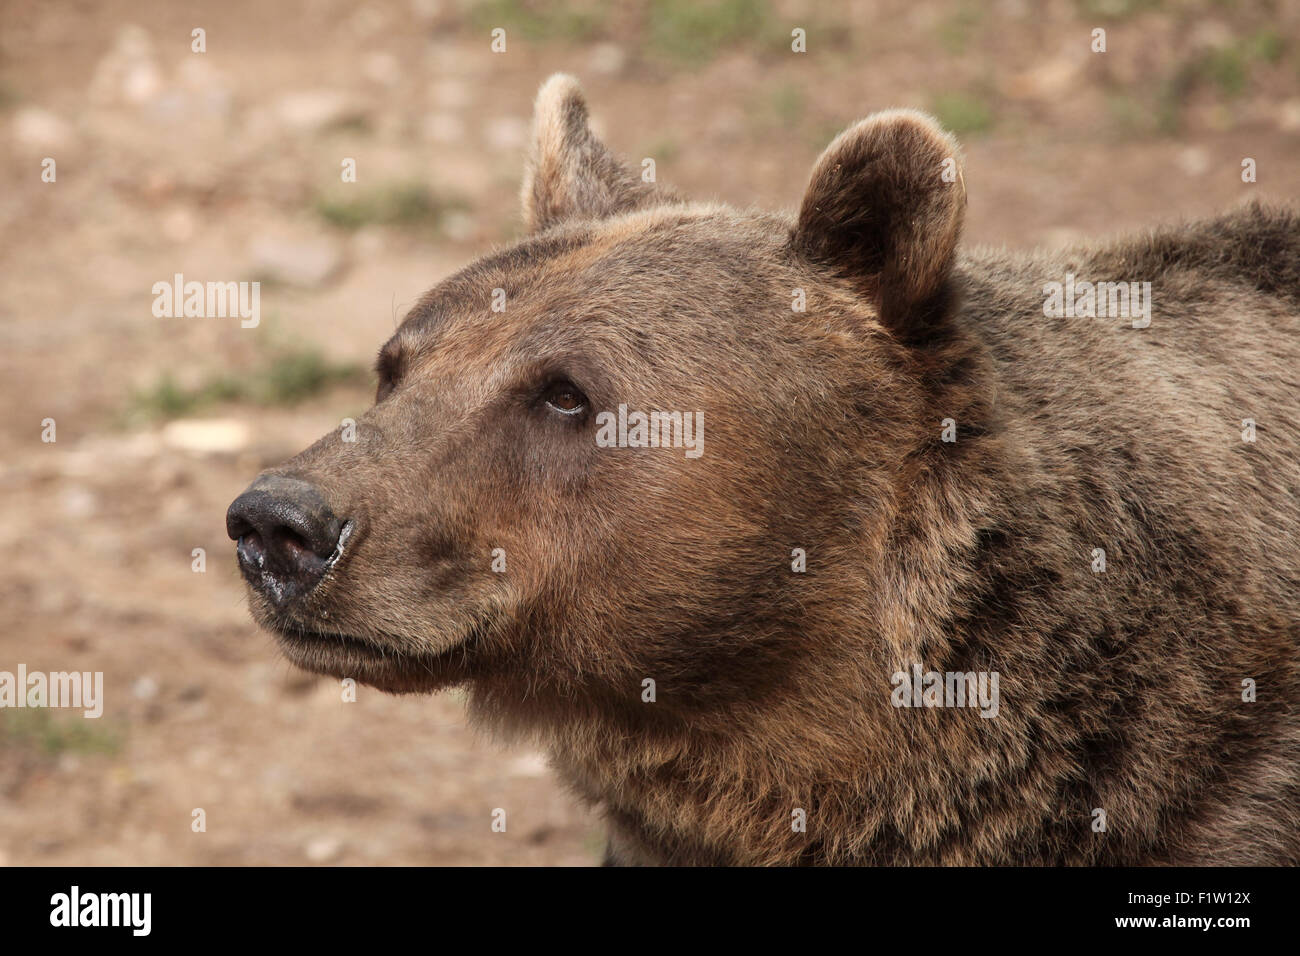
234, 74, 1300, 865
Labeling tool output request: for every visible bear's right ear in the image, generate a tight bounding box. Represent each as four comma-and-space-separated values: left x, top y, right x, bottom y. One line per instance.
521, 74, 672, 233
793, 110, 966, 343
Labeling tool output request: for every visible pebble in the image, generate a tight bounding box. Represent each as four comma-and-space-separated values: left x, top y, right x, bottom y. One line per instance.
12, 108, 74, 151
249, 235, 345, 287
161, 419, 251, 455
305, 836, 344, 862
273, 91, 367, 132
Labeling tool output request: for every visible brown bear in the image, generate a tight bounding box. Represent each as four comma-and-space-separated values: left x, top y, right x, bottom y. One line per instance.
227, 74, 1300, 866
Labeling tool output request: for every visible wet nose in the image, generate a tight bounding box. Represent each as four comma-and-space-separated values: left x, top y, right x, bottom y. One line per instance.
226, 475, 343, 605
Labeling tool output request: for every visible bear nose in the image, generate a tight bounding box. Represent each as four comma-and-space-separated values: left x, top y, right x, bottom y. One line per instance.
226, 475, 344, 605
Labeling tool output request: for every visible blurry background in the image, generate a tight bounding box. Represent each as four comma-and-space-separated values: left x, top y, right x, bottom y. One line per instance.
2, 0, 1299, 865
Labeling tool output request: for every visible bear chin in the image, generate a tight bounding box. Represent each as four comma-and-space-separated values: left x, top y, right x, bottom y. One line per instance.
269, 624, 476, 694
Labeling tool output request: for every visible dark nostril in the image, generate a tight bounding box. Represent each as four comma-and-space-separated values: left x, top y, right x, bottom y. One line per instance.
277, 527, 310, 557
235, 529, 267, 580
226, 476, 342, 556
226, 475, 344, 603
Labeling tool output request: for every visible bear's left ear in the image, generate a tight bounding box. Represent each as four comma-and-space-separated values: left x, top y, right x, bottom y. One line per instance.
521, 74, 673, 233
793, 110, 966, 342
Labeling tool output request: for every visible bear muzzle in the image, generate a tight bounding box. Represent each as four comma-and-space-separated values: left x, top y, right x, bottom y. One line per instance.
226, 474, 350, 607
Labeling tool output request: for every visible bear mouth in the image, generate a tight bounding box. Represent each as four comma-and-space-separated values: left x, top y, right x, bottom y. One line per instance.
269, 623, 477, 692
277, 626, 392, 660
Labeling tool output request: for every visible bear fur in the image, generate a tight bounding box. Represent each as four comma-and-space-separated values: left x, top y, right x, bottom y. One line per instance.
234, 74, 1300, 865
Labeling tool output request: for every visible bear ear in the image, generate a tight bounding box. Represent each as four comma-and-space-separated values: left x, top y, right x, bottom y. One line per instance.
521, 74, 671, 233
793, 109, 966, 342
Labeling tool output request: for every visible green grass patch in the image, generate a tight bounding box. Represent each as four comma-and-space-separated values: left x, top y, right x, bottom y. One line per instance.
938, 2, 984, 55
1205, 45, 1248, 96
770, 82, 805, 127
1105, 92, 1144, 134
1073, 0, 1163, 18
645, 0, 772, 66
638, 135, 681, 166
1156, 58, 1199, 133
810, 118, 847, 150
467, 0, 610, 43
128, 347, 368, 422
1245, 27, 1285, 65
749, 81, 807, 134
1, 709, 123, 757
932, 91, 994, 135
314, 181, 469, 232
1156, 30, 1285, 131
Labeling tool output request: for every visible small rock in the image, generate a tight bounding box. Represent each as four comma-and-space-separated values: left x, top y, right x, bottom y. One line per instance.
12, 108, 74, 151
305, 836, 344, 863
1177, 146, 1210, 177
587, 43, 627, 76
1278, 99, 1300, 133
1189, 20, 1233, 52
122, 60, 162, 105
60, 487, 96, 519
273, 90, 367, 132
249, 235, 345, 287
132, 676, 160, 701
1005, 56, 1081, 101
161, 419, 250, 455
441, 210, 475, 242
86, 24, 163, 106
176, 58, 233, 118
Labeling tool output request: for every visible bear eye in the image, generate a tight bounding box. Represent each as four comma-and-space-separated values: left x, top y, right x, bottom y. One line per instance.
543, 381, 588, 416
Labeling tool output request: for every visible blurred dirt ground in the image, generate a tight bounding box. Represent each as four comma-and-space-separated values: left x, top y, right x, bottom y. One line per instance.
2, 0, 1299, 865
